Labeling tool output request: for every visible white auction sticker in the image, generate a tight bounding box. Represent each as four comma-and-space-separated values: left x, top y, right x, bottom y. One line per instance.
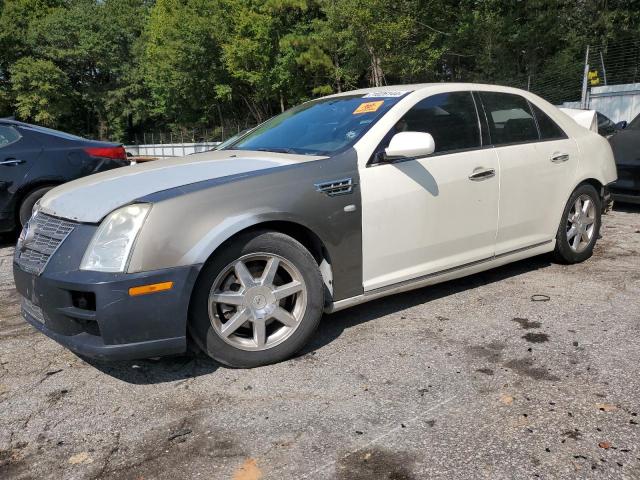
362, 91, 409, 98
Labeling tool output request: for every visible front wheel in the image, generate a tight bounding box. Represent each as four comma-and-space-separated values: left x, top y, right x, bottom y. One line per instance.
189, 231, 324, 368
553, 184, 601, 264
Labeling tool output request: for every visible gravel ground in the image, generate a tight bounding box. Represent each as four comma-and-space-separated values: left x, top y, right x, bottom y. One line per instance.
1, 206, 639, 480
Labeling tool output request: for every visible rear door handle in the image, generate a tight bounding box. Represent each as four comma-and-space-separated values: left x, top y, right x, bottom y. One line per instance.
550, 153, 569, 163
469, 167, 496, 181
0, 158, 25, 166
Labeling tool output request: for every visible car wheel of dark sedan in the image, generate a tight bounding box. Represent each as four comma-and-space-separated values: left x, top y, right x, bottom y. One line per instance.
189, 231, 324, 368
19, 186, 54, 227
553, 184, 601, 264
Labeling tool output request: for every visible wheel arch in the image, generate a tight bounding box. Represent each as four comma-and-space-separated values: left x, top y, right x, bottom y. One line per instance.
573, 177, 609, 211
13, 179, 64, 224
191, 219, 335, 306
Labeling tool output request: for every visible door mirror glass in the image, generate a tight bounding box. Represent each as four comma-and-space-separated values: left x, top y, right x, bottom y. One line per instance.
384, 131, 435, 159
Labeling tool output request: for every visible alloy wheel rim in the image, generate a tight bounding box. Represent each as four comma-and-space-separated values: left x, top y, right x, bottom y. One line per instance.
566, 194, 596, 253
208, 253, 307, 351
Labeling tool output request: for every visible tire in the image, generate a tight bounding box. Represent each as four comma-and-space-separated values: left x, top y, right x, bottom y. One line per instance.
19, 186, 54, 227
553, 184, 602, 264
188, 231, 324, 368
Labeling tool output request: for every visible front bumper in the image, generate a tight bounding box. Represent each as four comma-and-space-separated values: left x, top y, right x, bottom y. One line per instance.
13, 220, 201, 361
14, 264, 200, 360
610, 163, 640, 204
610, 187, 640, 204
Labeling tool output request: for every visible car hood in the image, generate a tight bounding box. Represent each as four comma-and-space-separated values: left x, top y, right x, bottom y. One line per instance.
39, 150, 325, 223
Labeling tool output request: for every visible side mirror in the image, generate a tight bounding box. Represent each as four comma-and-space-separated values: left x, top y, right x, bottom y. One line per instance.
615, 121, 627, 130
384, 132, 435, 159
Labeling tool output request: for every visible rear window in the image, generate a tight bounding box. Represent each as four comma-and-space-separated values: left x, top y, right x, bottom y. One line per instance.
22, 124, 85, 141
531, 104, 566, 140
0, 125, 21, 148
480, 92, 539, 145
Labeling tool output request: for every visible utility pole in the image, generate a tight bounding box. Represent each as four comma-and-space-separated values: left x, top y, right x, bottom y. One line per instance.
599, 51, 607, 85
581, 45, 590, 109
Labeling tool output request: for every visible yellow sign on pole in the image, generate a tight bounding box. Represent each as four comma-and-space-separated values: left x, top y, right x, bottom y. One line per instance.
588, 70, 600, 86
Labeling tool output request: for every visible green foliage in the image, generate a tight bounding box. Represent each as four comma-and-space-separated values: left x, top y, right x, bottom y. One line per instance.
10, 57, 72, 126
0, 0, 639, 140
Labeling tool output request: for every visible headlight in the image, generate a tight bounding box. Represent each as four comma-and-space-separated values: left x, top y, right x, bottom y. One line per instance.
80, 204, 151, 272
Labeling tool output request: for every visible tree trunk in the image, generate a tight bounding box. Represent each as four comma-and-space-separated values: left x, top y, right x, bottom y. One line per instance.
367, 45, 384, 87
242, 96, 262, 124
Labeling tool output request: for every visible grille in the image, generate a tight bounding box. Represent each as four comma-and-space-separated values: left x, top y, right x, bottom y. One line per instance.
15, 212, 76, 275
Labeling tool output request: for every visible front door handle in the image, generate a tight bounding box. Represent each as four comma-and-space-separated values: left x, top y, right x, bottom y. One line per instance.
469, 167, 496, 181
550, 153, 569, 163
0, 158, 25, 166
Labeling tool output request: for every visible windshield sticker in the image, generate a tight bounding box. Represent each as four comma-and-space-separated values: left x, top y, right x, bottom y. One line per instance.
353, 100, 384, 114
362, 91, 409, 98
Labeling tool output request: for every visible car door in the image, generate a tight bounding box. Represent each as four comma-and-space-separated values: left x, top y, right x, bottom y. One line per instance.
0, 124, 40, 216
359, 91, 500, 291
478, 92, 579, 256
609, 113, 640, 196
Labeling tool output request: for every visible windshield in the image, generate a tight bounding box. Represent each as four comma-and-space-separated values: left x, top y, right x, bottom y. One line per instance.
228, 94, 407, 155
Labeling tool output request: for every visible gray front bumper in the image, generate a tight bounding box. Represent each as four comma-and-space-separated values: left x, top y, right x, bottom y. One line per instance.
12, 220, 202, 360
14, 263, 200, 360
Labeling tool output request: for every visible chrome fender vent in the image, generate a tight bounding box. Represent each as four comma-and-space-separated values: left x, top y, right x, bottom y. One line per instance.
315, 178, 355, 197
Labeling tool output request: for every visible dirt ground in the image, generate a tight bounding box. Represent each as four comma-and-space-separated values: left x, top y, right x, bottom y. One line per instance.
1, 205, 639, 480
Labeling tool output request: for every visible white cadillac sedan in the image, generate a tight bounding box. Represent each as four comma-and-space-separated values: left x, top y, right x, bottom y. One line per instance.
14, 84, 617, 367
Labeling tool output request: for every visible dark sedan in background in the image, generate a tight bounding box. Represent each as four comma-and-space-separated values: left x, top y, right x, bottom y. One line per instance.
0, 119, 129, 232
609, 113, 640, 204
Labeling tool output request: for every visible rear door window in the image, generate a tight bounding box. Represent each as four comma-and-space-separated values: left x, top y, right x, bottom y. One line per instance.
480, 92, 539, 145
532, 104, 567, 139
0, 125, 22, 148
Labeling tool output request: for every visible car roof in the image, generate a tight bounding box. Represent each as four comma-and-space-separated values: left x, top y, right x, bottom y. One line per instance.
327, 82, 532, 98
0, 118, 88, 141
0, 118, 27, 127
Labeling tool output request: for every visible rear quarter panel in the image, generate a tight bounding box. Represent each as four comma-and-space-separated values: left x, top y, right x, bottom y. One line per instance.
571, 127, 618, 188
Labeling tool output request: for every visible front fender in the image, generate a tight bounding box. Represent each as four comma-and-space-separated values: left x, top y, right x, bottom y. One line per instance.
127, 150, 363, 301
180, 210, 323, 266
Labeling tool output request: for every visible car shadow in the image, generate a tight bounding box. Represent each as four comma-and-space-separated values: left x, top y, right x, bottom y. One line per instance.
0, 231, 18, 248
300, 254, 552, 356
88, 254, 552, 385
83, 350, 220, 385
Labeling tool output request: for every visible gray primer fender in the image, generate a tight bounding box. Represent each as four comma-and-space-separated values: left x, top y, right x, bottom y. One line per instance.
131, 149, 363, 301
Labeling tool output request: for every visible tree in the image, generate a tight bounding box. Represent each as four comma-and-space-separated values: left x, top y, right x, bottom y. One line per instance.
10, 57, 72, 125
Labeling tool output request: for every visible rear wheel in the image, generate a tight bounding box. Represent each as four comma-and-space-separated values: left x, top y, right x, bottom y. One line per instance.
189, 231, 324, 368
18, 186, 54, 227
553, 184, 601, 263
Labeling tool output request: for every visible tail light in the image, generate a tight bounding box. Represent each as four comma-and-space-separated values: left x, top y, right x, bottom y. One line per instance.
84, 146, 127, 160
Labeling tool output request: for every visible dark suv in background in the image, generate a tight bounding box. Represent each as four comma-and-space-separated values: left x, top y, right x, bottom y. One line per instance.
0, 119, 129, 232
608, 113, 640, 204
